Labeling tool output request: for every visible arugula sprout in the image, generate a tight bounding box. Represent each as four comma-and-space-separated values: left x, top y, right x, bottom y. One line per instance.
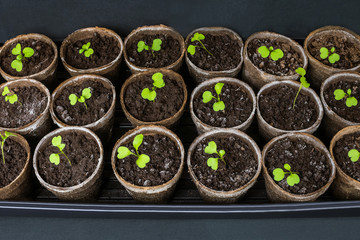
204, 141, 226, 170
258, 45, 284, 61
69, 88, 92, 109
272, 163, 300, 186
117, 134, 150, 168
293, 67, 310, 108
141, 72, 165, 101
187, 32, 213, 56
320, 47, 340, 64
49, 136, 71, 166
202, 82, 225, 112
11, 43, 34, 72
2, 86, 21, 105
348, 149, 360, 162
137, 39, 162, 58
0, 131, 15, 164
334, 88, 358, 107
79, 42, 94, 57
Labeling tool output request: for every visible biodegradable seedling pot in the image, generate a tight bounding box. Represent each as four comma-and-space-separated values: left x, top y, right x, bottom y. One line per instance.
120, 69, 187, 128
304, 26, 360, 90
33, 127, 104, 201
0, 33, 58, 88
60, 27, 124, 80
262, 133, 336, 202
242, 31, 308, 90
111, 125, 185, 203
185, 27, 244, 84
187, 128, 262, 203
190, 77, 256, 134
257, 80, 323, 141
50, 74, 116, 142
123, 24, 185, 74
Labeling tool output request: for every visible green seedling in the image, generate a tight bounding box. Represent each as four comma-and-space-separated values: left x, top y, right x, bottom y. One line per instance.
293, 67, 310, 108
2, 86, 21, 105
137, 39, 162, 58
320, 47, 340, 64
334, 89, 358, 107
69, 88, 92, 109
272, 163, 300, 187
204, 141, 226, 171
79, 42, 94, 57
258, 45, 284, 61
0, 131, 15, 164
348, 149, 360, 163
187, 32, 213, 56
49, 136, 71, 166
117, 134, 150, 168
11, 43, 34, 72
202, 82, 225, 111
141, 72, 165, 101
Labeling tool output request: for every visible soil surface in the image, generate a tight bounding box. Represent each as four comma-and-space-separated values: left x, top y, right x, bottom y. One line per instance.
265, 137, 331, 194
37, 132, 100, 187
54, 80, 113, 126
64, 32, 120, 69
115, 134, 181, 187
191, 134, 258, 191
0, 138, 27, 187
0, 86, 47, 128
127, 33, 181, 68
259, 85, 318, 130
248, 38, 303, 76
124, 73, 184, 122
323, 80, 360, 122
193, 82, 253, 127
187, 33, 242, 71
1, 39, 54, 76
308, 34, 360, 69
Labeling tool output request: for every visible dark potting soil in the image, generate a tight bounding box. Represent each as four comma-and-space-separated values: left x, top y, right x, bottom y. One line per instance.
124, 73, 184, 122
258, 85, 318, 130
191, 134, 258, 191
324, 80, 360, 122
187, 33, 242, 71
0, 86, 47, 128
64, 32, 120, 69
126, 33, 181, 68
308, 35, 360, 69
0, 39, 54, 76
193, 82, 253, 127
265, 137, 331, 194
248, 38, 303, 76
0, 138, 27, 187
37, 132, 100, 187
54, 80, 113, 126
115, 134, 181, 187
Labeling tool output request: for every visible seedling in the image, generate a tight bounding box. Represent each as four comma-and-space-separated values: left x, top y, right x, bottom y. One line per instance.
2, 86, 21, 105
137, 39, 162, 58
0, 131, 15, 164
272, 163, 300, 187
334, 89, 358, 107
204, 141, 226, 171
141, 72, 165, 101
187, 32, 213, 56
79, 42, 94, 57
320, 47, 340, 64
11, 43, 34, 72
348, 149, 360, 163
293, 67, 310, 108
69, 88, 92, 109
202, 82, 225, 111
257, 45, 284, 61
117, 134, 150, 168
49, 136, 71, 166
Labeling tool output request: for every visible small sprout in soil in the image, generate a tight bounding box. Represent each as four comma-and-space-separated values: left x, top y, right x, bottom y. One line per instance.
348, 149, 360, 163
141, 72, 165, 102
273, 163, 300, 186
2, 86, 21, 105
320, 47, 340, 64
79, 42, 94, 57
49, 136, 71, 166
137, 39, 162, 58
187, 32, 213, 56
69, 88, 92, 109
11, 43, 34, 72
293, 67, 310, 108
0, 131, 15, 164
117, 134, 150, 169
257, 45, 284, 61
334, 88, 358, 107
204, 141, 226, 171
202, 82, 225, 111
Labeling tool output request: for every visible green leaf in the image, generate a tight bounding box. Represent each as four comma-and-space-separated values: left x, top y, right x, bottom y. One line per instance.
214, 83, 224, 96
137, 41, 146, 52
2, 87, 10, 96
49, 153, 60, 165
192, 32, 205, 42
85, 42, 91, 49
7, 94, 18, 104
219, 150, 225, 158
205, 141, 217, 154
295, 67, 306, 77
23, 47, 34, 58
12, 43, 21, 55
187, 45, 196, 55
133, 134, 144, 152
334, 89, 346, 100
151, 39, 162, 51
287, 173, 300, 186
202, 91, 213, 103
58, 143, 65, 151
79, 49, 85, 54
117, 146, 133, 159
207, 158, 218, 170
4, 131, 15, 138
52, 136, 62, 147
11, 59, 23, 72
329, 53, 340, 64
348, 149, 360, 162
69, 94, 78, 105
258, 46, 270, 58
78, 96, 85, 103
273, 168, 285, 181
320, 47, 329, 59
346, 97, 358, 107
347, 89, 352, 96
141, 88, 156, 101
82, 88, 92, 99
152, 72, 165, 88
213, 101, 225, 111
331, 47, 335, 52
300, 77, 310, 88
270, 49, 284, 61
284, 163, 291, 171
84, 48, 94, 57
136, 154, 150, 168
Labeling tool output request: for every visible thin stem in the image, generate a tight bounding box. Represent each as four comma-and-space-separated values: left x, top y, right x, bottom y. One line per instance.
60, 150, 71, 166
198, 40, 213, 56
84, 101, 87, 109
217, 152, 226, 165
150, 48, 154, 58
292, 84, 303, 109
1, 141, 4, 164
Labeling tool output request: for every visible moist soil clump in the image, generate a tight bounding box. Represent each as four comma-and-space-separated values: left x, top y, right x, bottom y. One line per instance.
115, 134, 181, 187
